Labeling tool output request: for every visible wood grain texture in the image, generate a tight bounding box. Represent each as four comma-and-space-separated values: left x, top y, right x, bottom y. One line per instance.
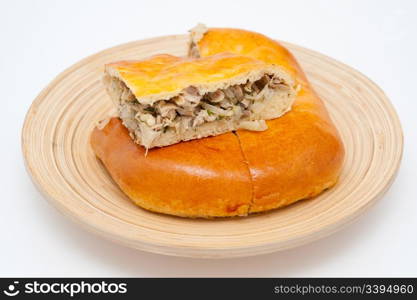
21, 35, 403, 258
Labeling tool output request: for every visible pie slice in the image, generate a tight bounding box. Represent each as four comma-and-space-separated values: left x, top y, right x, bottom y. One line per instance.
103, 53, 297, 149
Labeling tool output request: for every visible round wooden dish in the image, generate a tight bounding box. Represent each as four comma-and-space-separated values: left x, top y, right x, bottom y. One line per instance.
22, 35, 403, 258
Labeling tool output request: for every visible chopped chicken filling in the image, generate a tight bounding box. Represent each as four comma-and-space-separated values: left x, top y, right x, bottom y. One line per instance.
110, 74, 290, 146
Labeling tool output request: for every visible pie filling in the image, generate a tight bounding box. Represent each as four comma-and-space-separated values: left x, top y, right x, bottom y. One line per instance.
108, 73, 292, 148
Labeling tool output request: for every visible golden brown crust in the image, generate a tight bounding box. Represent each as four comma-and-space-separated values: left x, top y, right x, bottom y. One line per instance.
193, 28, 306, 86
238, 92, 344, 212
91, 118, 252, 218
194, 27, 345, 212
105, 53, 294, 105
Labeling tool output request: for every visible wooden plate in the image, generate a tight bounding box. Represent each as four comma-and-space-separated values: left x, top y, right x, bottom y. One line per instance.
22, 35, 403, 258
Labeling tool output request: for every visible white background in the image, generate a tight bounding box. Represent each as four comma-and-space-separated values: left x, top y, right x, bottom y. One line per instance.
1, 0, 416, 277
